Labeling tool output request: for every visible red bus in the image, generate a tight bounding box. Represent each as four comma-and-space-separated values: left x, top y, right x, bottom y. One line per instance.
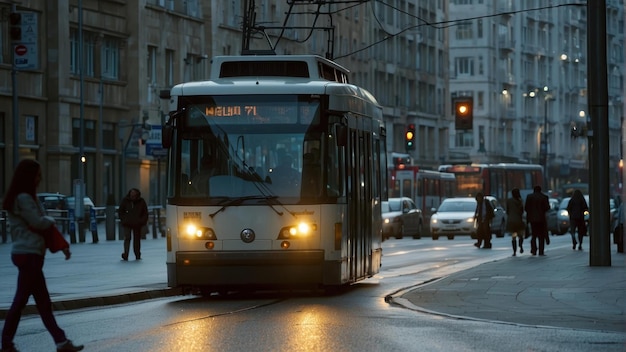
389, 157, 456, 228
438, 163, 544, 200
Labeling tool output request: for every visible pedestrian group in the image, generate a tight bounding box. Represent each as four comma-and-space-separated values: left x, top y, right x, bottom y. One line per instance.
475, 185, 593, 257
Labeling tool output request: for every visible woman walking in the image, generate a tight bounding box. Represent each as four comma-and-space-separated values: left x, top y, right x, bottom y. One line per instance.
506, 188, 526, 256
1, 159, 84, 352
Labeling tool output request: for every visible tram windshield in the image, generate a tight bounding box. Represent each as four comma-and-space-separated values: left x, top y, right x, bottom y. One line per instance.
170, 94, 340, 203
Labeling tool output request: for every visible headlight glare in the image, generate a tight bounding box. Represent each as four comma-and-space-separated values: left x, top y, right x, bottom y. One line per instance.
278, 222, 315, 239
183, 224, 217, 240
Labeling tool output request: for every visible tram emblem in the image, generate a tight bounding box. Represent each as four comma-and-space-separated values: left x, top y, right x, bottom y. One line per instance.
240, 228, 255, 243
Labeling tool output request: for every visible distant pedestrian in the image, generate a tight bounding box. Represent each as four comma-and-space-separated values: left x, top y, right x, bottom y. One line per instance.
506, 188, 526, 256
567, 189, 588, 251
473, 192, 494, 249
525, 185, 550, 256
1, 159, 84, 352
118, 188, 148, 261
614, 196, 624, 253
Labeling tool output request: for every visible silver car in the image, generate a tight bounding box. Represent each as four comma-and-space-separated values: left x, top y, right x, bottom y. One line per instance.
430, 197, 506, 240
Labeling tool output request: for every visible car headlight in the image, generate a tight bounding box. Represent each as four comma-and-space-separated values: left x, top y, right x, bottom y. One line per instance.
466, 217, 474, 223
559, 210, 569, 217
431, 218, 438, 224
384, 218, 390, 224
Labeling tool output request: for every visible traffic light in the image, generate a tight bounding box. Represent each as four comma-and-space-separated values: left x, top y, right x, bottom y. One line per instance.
454, 97, 473, 130
405, 123, 415, 151
9, 12, 22, 42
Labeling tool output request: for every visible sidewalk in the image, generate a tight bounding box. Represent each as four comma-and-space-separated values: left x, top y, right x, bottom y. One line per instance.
0, 229, 624, 333
0, 227, 180, 319
394, 235, 626, 333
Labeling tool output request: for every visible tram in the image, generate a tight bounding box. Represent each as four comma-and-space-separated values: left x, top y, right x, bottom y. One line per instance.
389, 156, 456, 227
438, 163, 544, 200
160, 55, 387, 294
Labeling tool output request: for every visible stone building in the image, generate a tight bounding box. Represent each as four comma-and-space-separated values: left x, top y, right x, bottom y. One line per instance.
448, 0, 624, 192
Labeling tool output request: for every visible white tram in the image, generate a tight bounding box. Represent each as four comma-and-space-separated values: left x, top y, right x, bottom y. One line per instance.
160, 55, 387, 294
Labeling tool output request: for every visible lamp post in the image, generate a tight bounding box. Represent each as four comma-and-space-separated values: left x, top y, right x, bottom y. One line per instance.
529, 86, 552, 190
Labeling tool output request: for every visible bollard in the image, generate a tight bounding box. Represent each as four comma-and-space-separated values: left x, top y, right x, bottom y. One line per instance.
105, 205, 116, 240
1, 211, 7, 243
90, 207, 99, 243
152, 209, 158, 239
68, 209, 77, 244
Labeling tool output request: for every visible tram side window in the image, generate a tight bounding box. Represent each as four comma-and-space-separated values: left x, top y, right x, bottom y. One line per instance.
327, 137, 343, 197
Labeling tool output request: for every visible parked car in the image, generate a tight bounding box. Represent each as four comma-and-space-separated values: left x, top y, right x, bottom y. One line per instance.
430, 196, 507, 240
37, 192, 67, 210
546, 198, 561, 235
382, 197, 423, 240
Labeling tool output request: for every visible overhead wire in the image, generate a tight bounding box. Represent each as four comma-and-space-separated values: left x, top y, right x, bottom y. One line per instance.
335, 1, 586, 59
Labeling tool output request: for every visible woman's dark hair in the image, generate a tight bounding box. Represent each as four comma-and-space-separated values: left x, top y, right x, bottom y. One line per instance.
2, 159, 41, 212
511, 188, 521, 200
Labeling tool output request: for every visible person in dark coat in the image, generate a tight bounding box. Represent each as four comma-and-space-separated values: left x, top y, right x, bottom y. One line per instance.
566, 189, 589, 251
118, 188, 148, 261
524, 185, 550, 256
473, 192, 495, 249
506, 188, 525, 256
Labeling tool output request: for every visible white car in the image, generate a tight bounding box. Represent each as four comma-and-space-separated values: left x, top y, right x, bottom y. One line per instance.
430, 196, 506, 240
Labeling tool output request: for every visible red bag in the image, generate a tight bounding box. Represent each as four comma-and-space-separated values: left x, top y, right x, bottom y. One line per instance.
44, 225, 70, 253
31, 225, 70, 253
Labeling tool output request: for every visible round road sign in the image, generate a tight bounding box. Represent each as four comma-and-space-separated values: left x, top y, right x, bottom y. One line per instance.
15, 45, 27, 56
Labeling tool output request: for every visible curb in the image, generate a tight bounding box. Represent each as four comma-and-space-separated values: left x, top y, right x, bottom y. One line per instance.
0, 287, 183, 320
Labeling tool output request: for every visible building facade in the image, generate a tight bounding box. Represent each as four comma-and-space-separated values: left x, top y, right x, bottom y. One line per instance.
0, 0, 209, 205
448, 0, 624, 193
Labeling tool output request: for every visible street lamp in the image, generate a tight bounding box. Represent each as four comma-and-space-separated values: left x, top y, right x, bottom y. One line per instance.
529, 86, 553, 190
541, 86, 554, 191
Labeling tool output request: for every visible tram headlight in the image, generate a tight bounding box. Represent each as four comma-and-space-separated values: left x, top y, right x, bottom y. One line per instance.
278, 222, 316, 239
184, 224, 217, 240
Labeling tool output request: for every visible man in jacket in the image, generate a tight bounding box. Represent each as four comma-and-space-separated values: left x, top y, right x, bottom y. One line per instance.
118, 188, 148, 261
524, 185, 550, 256
474, 192, 495, 249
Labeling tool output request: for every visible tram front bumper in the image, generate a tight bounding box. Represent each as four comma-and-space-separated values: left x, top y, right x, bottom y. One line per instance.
169, 250, 326, 287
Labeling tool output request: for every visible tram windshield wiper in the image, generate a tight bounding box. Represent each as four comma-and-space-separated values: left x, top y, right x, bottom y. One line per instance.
209, 195, 281, 218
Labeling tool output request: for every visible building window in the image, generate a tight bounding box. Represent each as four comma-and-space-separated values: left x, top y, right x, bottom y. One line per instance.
23, 116, 38, 144
165, 49, 174, 87
147, 46, 157, 84
455, 57, 474, 77
72, 118, 96, 148
456, 130, 473, 148
456, 21, 473, 40
102, 122, 116, 150
70, 29, 96, 77
101, 36, 120, 80
477, 92, 485, 110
